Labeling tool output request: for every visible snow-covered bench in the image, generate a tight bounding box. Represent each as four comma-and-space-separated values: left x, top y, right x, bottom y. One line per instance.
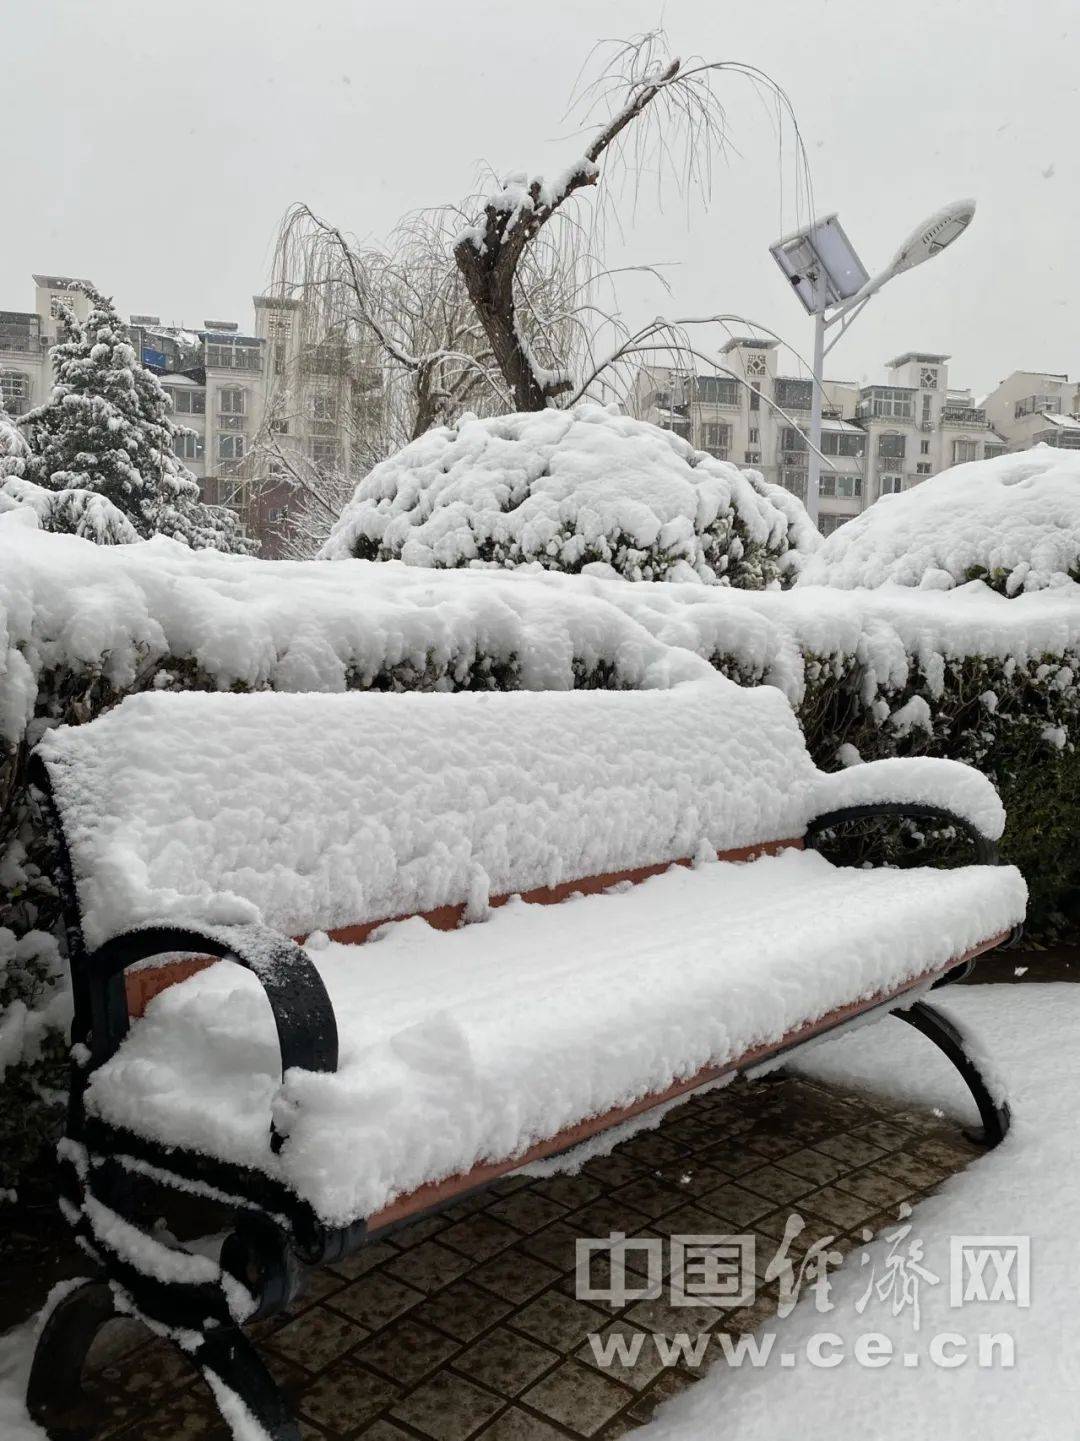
26, 676, 1025, 1441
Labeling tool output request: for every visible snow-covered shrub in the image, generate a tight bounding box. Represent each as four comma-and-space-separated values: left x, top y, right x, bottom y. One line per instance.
798, 446, 1080, 595
0, 477, 139, 544
2, 517, 1077, 1190
320, 404, 818, 587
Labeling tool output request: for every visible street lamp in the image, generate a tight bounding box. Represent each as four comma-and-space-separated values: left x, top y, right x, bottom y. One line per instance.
769, 200, 976, 527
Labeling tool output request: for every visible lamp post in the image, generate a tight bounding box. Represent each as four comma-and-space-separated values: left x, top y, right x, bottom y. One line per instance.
769, 200, 976, 527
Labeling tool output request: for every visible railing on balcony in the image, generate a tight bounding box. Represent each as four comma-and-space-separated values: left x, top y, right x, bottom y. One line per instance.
940, 407, 988, 427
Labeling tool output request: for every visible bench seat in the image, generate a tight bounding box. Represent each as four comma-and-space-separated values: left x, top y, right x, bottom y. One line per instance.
85, 847, 1025, 1230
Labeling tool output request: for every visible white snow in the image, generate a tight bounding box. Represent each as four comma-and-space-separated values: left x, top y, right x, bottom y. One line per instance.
84, 850, 1025, 1227
37, 672, 1008, 952
318, 404, 816, 584
638, 984, 1080, 1441
797, 445, 1080, 594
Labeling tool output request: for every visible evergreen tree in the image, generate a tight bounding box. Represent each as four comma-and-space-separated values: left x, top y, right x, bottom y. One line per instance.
21, 284, 255, 553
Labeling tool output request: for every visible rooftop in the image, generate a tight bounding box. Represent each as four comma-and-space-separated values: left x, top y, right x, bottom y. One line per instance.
32, 273, 93, 291
886, 351, 950, 368
720, 336, 778, 353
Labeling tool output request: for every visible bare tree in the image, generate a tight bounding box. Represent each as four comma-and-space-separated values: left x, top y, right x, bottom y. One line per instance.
454, 30, 812, 411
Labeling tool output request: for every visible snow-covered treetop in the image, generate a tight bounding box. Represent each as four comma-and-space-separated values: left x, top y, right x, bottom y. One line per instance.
320, 403, 819, 587
798, 446, 1080, 595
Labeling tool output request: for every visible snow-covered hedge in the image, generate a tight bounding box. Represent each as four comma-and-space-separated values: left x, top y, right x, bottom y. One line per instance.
798, 446, 1080, 595
320, 403, 818, 587
2, 514, 1078, 1191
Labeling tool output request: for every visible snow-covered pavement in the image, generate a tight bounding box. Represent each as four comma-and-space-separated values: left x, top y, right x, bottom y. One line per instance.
639, 983, 1080, 1441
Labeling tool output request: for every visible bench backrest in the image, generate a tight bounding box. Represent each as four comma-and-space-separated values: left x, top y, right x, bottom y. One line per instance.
35, 676, 818, 952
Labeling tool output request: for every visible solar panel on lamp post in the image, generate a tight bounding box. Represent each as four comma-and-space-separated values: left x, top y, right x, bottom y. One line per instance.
769, 200, 976, 529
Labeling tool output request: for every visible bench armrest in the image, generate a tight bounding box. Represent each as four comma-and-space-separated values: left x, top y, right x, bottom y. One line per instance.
83, 922, 339, 1079
807, 757, 1006, 865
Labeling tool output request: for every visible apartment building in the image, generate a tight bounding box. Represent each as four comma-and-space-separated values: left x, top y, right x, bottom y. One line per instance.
634, 344, 1007, 534
0, 276, 363, 555
982, 369, 1080, 452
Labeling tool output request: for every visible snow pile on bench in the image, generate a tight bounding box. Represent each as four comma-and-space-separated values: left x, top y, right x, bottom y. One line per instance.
37, 677, 816, 948
318, 404, 817, 586
84, 848, 1027, 1227
796, 446, 1080, 594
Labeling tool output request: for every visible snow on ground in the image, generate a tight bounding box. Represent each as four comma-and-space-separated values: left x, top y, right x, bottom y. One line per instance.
639, 983, 1080, 1441
85, 853, 1024, 1227
317, 404, 816, 585
797, 445, 1080, 594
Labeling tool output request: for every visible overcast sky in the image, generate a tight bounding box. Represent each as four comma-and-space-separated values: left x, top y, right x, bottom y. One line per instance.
4, 0, 1077, 399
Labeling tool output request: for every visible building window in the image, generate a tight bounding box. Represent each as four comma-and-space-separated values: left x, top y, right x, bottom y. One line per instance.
217, 434, 246, 461
916, 462, 932, 475
780, 427, 807, 454
821, 431, 864, 459
779, 470, 806, 498
835, 474, 862, 498
702, 421, 730, 458
819, 474, 836, 498
880, 475, 904, 495
744, 450, 761, 465
953, 439, 980, 464
922, 394, 932, 424
1015, 394, 1062, 419
205, 338, 263, 372
311, 439, 339, 469
311, 392, 336, 422
919, 366, 939, 389
920, 439, 930, 455
858, 386, 914, 420
691, 376, 740, 405
745, 352, 767, 378
167, 387, 206, 415
268, 506, 289, 524
820, 514, 849, 536
878, 432, 906, 460
774, 378, 814, 411
0, 370, 30, 414
748, 427, 759, 445
173, 431, 204, 461
749, 381, 761, 412
985, 443, 1007, 459
219, 386, 246, 416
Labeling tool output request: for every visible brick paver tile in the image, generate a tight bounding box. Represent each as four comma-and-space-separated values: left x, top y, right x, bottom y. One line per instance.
390, 1370, 504, 1441
873, 1151, 947, 1188
415, 1280, 515, 1343
354, 1318, 461, 1386
486, 1190, 571, 1234
607, 1176, 687, 1221
693, 1141, 764, 1177
623, 1296, 722, 1338
513, 1288, 610, 1351
473, 1250, 562, 1304
800, 1184, 881, 1231
477, 1408, 572, 1440
454, 1326, 560, 1396
519, 1221, 583, 1274
814, 1134, 888, 1167
697, 1182, 774, 1227
580, 1153, 646, 1188
652, 1164, 732, 1198
733, 1163, 813, 1207
836, 1165, 916, 1210
774, 1147, 847, 1187
523, 1359, 632, 1436
850, 1120, 917, 1152
565, 1198, 652, 1238
576, 1319, 668, 1391
385, 1240, 473, 1293
441, 1214, 523, 1262
393, 1215, 451, 1249
914, 1135, 982, 1168
298, 1361, 401, 1434
531, 1174, 603, 1211
266, 1305, 368, 1372
329, 1272, 425, 1332
328, 1240, 399, 1281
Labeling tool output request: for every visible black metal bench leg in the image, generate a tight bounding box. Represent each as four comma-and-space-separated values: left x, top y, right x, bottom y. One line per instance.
895, 998, 1011, 1147
196, 1327, 302, 1441
26, 1277, 120, 1432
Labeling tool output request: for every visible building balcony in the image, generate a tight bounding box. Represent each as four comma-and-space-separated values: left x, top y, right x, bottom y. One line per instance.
940, 407, 988, 427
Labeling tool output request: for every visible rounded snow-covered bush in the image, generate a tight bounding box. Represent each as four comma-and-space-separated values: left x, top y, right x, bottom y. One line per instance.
798, 446, 1080, 595
320, 404, 818, 587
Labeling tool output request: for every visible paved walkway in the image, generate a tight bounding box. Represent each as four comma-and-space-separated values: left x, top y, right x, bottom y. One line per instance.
75, 1069, 983, 1440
